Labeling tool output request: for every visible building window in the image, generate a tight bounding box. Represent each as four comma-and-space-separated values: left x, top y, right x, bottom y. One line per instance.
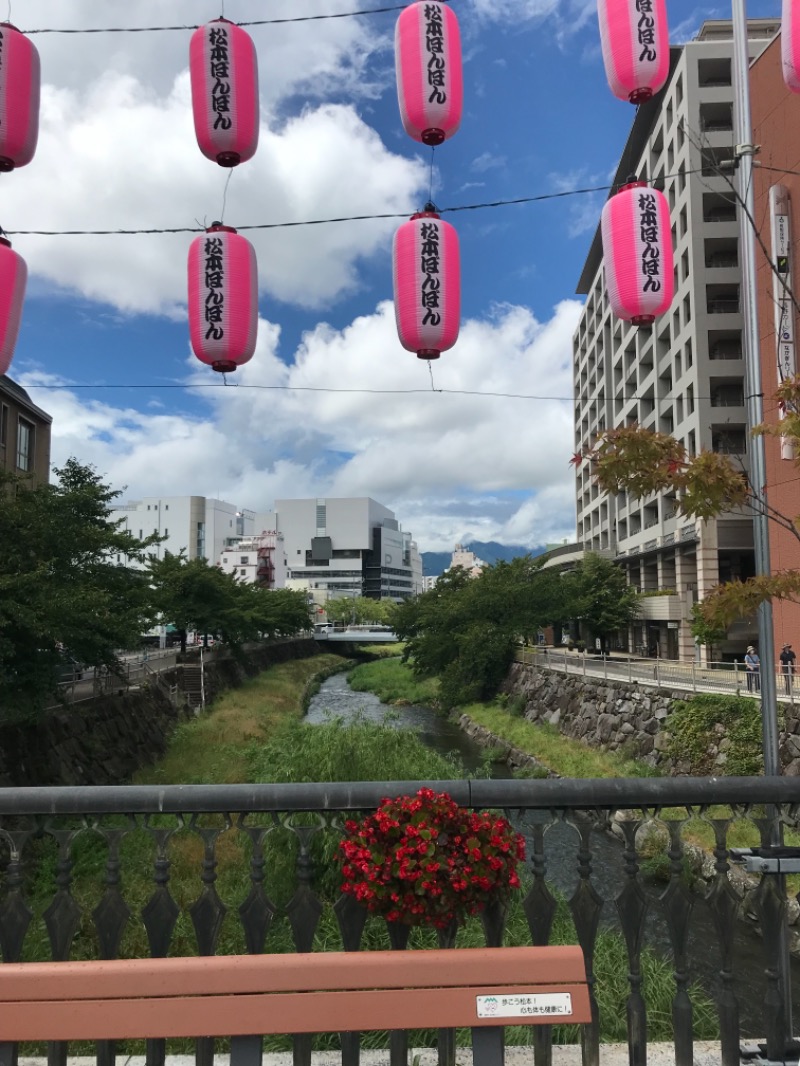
241, 556, 248, 564
240, 568, 246, 576
147, 505, 150, 510
0, 404, 7, 448
165, 504, 169, 511
16, 418, 33, 471
164, 528, 168, 536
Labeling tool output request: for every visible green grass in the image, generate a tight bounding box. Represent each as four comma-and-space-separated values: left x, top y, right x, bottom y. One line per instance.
348, 656, 439, 706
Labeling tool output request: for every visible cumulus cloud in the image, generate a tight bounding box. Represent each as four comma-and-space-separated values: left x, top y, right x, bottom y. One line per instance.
20, 298, 582, 551
5, 78, 424, 313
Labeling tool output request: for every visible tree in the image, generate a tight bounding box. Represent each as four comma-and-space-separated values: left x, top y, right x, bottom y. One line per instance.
394, 558, 575, 707
324, 596, 395, 626
584, 389, 800, 632
0, 459, 160, 718
147, 554, 310, 650
568, 552, 641, 653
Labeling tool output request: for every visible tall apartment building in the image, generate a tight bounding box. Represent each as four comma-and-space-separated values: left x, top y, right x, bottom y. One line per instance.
573, 19, 779, 660
110, 496, 256, 564
257, 497, 423, 602
0, 375, 52, 483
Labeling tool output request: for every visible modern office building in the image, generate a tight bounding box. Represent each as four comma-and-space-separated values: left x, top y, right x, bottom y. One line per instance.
573, 19, 779, 660
110, 496, 256, 564
751, 32, 800, 653
0, 375, 52, 483
256, 497, 423, 602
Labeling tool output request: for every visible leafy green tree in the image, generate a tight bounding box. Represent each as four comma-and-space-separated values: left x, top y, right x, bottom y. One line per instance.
689, 603, 728, 663
0, 459, 160, 718
394, 558, 574, 707
148, 553, 310, 650
568, 552, 640, 653
325, 596, 395, 626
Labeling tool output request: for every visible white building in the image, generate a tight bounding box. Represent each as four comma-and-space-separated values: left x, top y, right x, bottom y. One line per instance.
256, 497, 423, 602
110, 496, 256, 565
219, 531, 288, 588
572, 19, 777, 660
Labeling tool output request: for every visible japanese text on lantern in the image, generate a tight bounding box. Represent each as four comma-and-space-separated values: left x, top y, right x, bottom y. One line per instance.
424, 4, 446, 105
636, 0, 657, 63
209, 27, 232, 130
420, 222, 441, 326
0, 30, 4, 127
638, 193, 661, 292
204, 238, 225, 340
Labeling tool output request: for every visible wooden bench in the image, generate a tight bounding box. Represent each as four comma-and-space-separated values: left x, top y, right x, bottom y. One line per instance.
0, 945, 590, 1066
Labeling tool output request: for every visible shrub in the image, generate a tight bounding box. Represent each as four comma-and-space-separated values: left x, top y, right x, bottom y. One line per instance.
664, 694, 766, 775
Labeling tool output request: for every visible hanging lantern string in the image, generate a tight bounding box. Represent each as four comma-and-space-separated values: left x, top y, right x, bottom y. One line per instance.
220, 170, 234, 225
427, 362, 441, 393
2, 165, 714, 237
23, 5, 408, 34
429, 147, 435, 204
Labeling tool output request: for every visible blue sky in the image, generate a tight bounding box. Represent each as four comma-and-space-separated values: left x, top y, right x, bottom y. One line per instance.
6, 0, 781, 550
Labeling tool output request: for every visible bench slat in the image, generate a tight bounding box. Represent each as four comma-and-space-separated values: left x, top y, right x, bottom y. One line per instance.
0, 947, 587, 1002
0, 983, 592, 1041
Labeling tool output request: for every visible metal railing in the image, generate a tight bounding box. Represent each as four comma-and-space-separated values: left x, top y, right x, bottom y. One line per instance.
516, 646, 800, 703
51, 648, 179, 706
0, 779, 797, 1066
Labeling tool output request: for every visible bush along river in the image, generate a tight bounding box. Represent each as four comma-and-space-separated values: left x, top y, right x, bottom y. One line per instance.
305, 669, 800, 1037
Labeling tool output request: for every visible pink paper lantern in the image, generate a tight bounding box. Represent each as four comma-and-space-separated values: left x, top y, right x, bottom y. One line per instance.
0, 23, 40, 171
188, 223, 257, 373
395, 1, 463, 146
190, 18, 259, 167
393, 206, 460, 360
597, 0, 669, 104
783, 0, 800, 91
601, 180, 674, 326
0, 235, 27, 376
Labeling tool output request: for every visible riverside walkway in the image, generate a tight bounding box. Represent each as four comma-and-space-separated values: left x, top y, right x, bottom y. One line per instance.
516, 645, 800, 703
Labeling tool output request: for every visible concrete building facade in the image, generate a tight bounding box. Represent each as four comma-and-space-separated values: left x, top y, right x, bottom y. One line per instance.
110, 496, 256, 564
0, 375, 52, 484
257, 497, 423, 602
573, 19, 779, 660
219, 531, 288, 589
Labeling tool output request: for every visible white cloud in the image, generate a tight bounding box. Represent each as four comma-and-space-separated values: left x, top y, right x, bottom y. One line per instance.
5, 79, 424, 314
20, 298, 582, 552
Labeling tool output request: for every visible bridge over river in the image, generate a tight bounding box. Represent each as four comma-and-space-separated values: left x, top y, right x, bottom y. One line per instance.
312, 626, 398, 643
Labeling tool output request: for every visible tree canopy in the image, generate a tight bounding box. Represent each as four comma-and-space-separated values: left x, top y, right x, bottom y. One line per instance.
394, 558, 574, 707
0, 460, 159, 717
566, 552, 641, 652
585, 376, 800, 630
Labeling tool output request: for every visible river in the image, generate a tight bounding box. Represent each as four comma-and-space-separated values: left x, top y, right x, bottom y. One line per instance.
306, 670, 800, 1036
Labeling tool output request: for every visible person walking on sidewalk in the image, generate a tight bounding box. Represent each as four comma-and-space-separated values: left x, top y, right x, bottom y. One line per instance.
745, 645, 761, 692
780, 643, 796, 695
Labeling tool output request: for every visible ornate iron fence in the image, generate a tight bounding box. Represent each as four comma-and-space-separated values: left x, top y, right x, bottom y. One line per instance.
0, 778, 798, 1066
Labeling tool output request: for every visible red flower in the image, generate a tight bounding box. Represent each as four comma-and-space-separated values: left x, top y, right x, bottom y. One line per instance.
337, 789, 525, 929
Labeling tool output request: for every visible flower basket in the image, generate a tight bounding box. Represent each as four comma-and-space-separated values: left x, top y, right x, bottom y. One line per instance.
338, 788, 526, 929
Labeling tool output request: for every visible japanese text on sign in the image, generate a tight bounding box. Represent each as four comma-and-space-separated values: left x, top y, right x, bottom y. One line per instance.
419, 221, 441, 327
424, 4, 447, 105
635, 0, 657, 63
204, 237, 225, 341
476, 993, 574, 1019
208, 26, 232, 131
638, 192, 662, 292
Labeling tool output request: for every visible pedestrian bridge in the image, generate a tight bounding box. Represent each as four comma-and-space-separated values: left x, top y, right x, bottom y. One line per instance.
312, 626, 398, 643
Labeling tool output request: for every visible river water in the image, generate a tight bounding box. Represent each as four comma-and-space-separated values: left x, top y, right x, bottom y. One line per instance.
306, 671, 800, 1035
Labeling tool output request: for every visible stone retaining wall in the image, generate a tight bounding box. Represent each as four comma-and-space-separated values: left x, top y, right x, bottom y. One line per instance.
502, 661, 800, 775
0, 639, 321, 788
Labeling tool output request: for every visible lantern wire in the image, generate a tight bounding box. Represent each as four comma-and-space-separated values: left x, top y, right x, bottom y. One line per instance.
220, 170, 234, 225
429, 147, 435, 204
1, 165, 711, 238
427, 362, 439, 393
23, 6, 408, 34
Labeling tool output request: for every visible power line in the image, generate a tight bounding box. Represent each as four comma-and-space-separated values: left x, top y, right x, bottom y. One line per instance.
23, 6, 406, 35
3, 167, 707, 237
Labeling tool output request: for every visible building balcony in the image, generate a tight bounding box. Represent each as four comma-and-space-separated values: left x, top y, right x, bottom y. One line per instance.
638, 593, 683, 620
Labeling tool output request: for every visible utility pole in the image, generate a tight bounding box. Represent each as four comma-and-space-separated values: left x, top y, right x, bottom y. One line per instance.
730, 3, 794, 1057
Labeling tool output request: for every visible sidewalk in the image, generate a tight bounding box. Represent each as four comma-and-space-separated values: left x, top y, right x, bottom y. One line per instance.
17, 1045, 727, 1066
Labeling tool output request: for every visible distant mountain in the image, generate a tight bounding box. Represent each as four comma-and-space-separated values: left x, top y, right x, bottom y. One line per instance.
421, 541, 546, 578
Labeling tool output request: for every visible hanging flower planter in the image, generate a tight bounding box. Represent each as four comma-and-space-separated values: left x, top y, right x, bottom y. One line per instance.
338, 788, 525, 929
